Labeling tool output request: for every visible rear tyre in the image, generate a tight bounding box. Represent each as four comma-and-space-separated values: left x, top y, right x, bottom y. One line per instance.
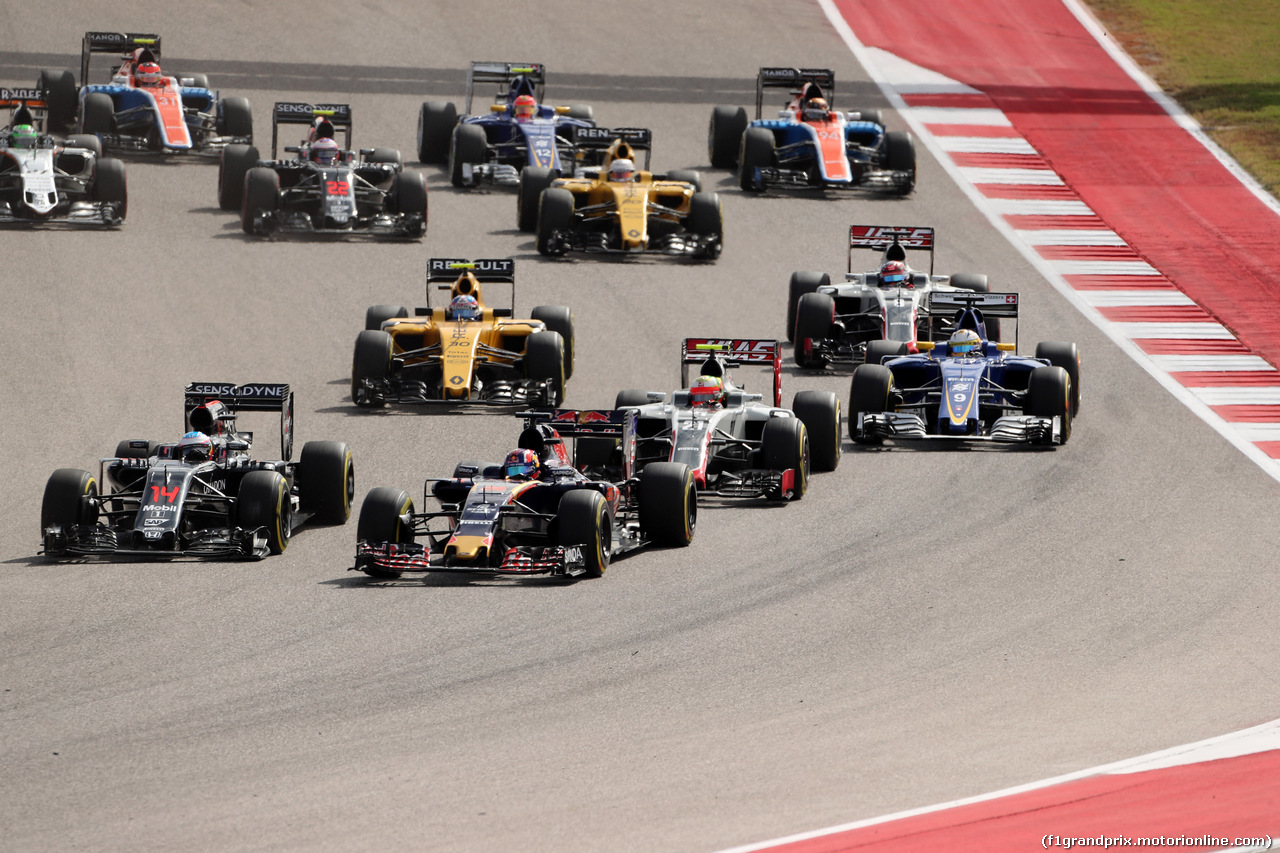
950, 273, 988, 293
41, 468, 98, 535
849, 364, 894, 443
615, 389, 651, 408
39, 69, 78, 131
217, 96, 253, 140
536, 188, 575, 256
786, 271, 829, 343
237, 470, 291, 555
524, 331, 566, 405
884, 130, 916, 194
557, 490, 611, 578
1035, 341, 1081, 416
112, 440, 156, 487
738, 127, 774, 192
91, 158, 127, 221
367, 147, 403, 170
1025, 366, 1072, 445
667, 169, 702, 193
417, 100, 457, 164
299, 441, 354, 524
180, 73, 211, 89
792, 390, 841, 472
518, 166, 558, 232
389, 170, 428, 237
80, 92, 115, 136
793, 291, 835, 368
638, 462, 697, 546
356, 487, 415, 579
864, 339, 907, 367
449, 123, 487, 187
566, 105, 594, 121
852, 107, 885, 126
66, 134, 102, 159
217, 143, 259, 211
531, 305, 575, 380
365, 304, 408, 332
241, 167, 279, 235
352, 330, 393, 408
708, 105, 748, 168
760, 418, 809, 501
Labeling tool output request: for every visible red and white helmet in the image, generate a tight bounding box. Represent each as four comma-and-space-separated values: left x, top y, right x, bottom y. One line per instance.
513, 94, 537, 122
878, 260, 909, 287
134, 62, 163, 87
310, 137, 341, 166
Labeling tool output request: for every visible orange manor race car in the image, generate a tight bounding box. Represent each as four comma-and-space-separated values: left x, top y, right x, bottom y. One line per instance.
352, 410, 696, 580
40, 383, 354, 560
613, 338, 841, 501
534, 126, 723, 260
351, 258, 574, 408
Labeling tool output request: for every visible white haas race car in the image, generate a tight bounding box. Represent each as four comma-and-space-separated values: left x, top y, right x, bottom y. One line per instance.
0, 92, 126, 225
612, 338, 841, 501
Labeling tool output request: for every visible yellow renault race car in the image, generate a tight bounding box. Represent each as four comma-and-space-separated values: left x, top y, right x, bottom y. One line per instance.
351, 258, 574, 408
532, 127, 723, 260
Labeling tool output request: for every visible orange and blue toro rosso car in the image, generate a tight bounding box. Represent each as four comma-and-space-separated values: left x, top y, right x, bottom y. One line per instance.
351, 258, 574, 408
352, 409, 696, 581
533, 127, 723, 260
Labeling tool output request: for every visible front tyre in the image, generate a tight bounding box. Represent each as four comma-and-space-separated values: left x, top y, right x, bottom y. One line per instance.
849, 364, 894, 444
41, 468, 99, 540
241, 167, 279, 235
217, 143, 259, 211
356, 487, 415, 579
556, 490, 611, 578
1025, 366, 1073, 445
237, 470, 291, 555
352, 330, 393, 407
536, 188, 575, 256
760, 418, 809, 501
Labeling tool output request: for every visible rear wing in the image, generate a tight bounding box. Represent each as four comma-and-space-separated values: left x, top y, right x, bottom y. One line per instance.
926, 291, 1021, 347
681, 338, 782, 408
848, 225, 935, 275
518, 408, 639, 480
183, 382, 295, 461
425, 258, 516, 317
569, 126, 652, 170
271, 102, 353, 157
465, 61, 546, 114
81, 31, 161, 86
0, 89, 46, 129
755, 66, 836, 119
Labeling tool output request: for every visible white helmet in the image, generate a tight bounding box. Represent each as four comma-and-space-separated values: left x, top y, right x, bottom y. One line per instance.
609, 158, 635, 182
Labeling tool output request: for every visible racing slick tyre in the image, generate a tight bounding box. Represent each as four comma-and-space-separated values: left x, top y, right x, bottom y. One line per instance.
524, 331, 566, 406
367, 148, 403, 170
864, 339, 907, 367
299, 441, 355, 525
708, 105, 748, 168
449, 123, 487, 188
950, 273, 988, 293
39, 69, 78, 131
180, 73, 211, 89
884, 130, 916, 195
237, 470, 292, 556
615, 389, 652, 408
241, 167, 279, 235
556, 490, 611, 579
849, 364, 894, 444
531, 305, 575, 380
111, 439, 156, 487
217, 144, 259, 211
91, 158, 128, 221
667, 170, 702, 193
356, 487, 415, 579
738, 127, 775, 192
536, 188, 575, 256
216, 96, 253, 140
41, 468, 99, 542
518, 166, 558, 233
760, 418, 809, 501
417, 100, 457, 164
786, 271, 829, 343
793, 390, 842, 473
853, 107, 885, 127
365, 304, 408, 331
80, 92, 115, 136
687, 192, 722, 238
1035, 341, 1082, 417
65, 134, 103, 159
638, 462, 697, 547
1025, 366, 1073, 445
389, 171, 428, 237
793, 291, 836, 369
567, 105, 594, 120
352, 330, 393, 408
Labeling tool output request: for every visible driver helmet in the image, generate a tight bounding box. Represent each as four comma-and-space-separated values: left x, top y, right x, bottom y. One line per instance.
878, 260, 910, 287
802, 97, 830, 121
10, 124, 37, 148
949, 328, 983, 356
310, 137, 341, 166
513, 94, 538, 122
608, 158, 635, 182
308, 116, 336, 144
449, 294, 480, 321
503, 448, 541, 480
134, 61, 164, 87
177, 430, 212, 463
689, 374, 725, 407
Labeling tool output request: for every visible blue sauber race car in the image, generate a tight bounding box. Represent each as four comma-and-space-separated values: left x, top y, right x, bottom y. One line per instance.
848, 292, 1081, 446
708, 67, 914, 194
415, 61, 595, 187
40, 32, 253, 155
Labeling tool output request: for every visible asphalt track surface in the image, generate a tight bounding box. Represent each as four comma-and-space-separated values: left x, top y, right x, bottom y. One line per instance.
2, 3, 1279, 852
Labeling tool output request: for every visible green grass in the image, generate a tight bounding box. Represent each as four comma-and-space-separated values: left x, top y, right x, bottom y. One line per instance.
1086, 0, 1280, 196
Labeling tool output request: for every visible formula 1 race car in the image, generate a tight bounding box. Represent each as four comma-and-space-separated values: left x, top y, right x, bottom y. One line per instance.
790, 225, 994, 369
352, 258, 574, 408
708, 67, 914, 194
352, 410, 696, 580
218, 102, 426, 238
614, 338, 841, 501
848, 292, 1081, 446
534, 127, 722, 260
40, 383, 355, 560
0, 91, 127, 225
415, 61, 595, 187
40, 32, 253, 155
